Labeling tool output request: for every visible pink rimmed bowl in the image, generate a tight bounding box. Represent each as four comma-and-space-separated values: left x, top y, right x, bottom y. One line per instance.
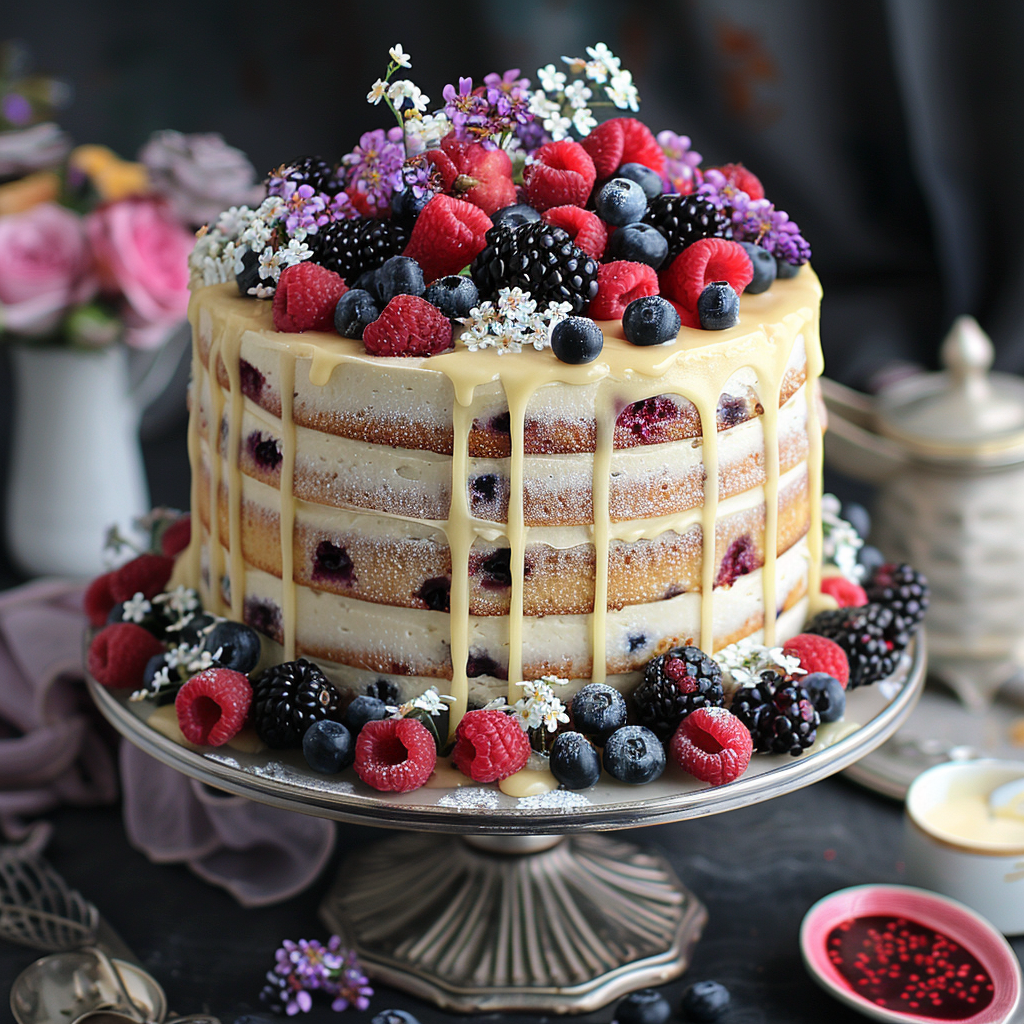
800, 884, 1022, 1024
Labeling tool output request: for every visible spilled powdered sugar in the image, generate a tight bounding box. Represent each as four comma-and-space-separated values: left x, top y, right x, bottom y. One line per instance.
438, 788, 502, 809
517, 790, 592, 810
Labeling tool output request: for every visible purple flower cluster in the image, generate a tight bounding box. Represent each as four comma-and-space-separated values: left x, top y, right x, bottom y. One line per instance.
658, 130, 702, 194
442, 70, 533, 147
341, 127, 405, 211
260, 936, 373, 1016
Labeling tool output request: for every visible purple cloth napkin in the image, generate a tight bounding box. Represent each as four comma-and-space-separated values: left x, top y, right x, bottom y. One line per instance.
0, 578, 335, 905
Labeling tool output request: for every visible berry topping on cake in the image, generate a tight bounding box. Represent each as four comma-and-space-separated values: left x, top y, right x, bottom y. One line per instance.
315, 218, 409, 286
782, 633, 850, 686
376, 255, 426, 305
642, 193, 729, 261
616, 162, 664, 200
270, 154, 340, 195
549, 731, 602, 790
363, 294, 453, 357
614, 989, 673, 1024
523, 139, 597, 212
589, 261, 659, 320
435, 134, 517, 215
806, 604, 909, 689
175, 668, 252, 747
602, 725, 666, 784
88, 623, 166, 689
680, 980, 731, 1022
739, 242, 777, 295
660, 238, 754, 314
595, 177, 648, 226
634, 645, 725, 741
344, 694, 389, 735
273, 263, 348, 333
402, 194, 492, 282
696, 281, 740, 330
801, 672, 846, 724
606, 223, 669, 270
864, 562, 930, 631
569, 682, 628, 744
334, 288, 380, 340
622, 295, 682, 346
354, 717, 437, 792
160, 515, 191, 558
541, 206, 608, 260
302, 719, 354, 774
250, 658, 342, 748
729, 671, 819, 756
84, 573, 117, 627
422, 275, 480, 318
491, 203, 541, 229
581, 118, 665, 179
821, 575, 868, 608
550, 316, 604, 364
670, 706, 753, 786
110, 553, 175, 604
451, 708, 531, 782
201, 620, 262, 674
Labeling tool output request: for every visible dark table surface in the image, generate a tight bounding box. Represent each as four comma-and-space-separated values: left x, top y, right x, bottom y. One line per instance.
6, 768, 1020, 1024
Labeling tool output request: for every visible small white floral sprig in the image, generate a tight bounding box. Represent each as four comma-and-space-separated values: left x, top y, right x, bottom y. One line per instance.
713, 638, 805, 689
458, 287, 573, 354
129, 633, 221, 702
386, 686, 454, 719
512, 676, 571, 734
528, 43, 639, 141
102, 508, 188, 569
821, 493, 865, 583
366, 44, 445, 159
151, 585, 201, 628
120, 592, 152, 624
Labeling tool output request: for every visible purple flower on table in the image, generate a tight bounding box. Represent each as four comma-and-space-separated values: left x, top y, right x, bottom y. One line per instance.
658, 130, 702, 194
261, 935, 372, 1015
731, 198, 811, 265
341, 127, 405, 210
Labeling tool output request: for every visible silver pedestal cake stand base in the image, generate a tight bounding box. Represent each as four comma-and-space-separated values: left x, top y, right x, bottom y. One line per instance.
88, 640, 924, 1014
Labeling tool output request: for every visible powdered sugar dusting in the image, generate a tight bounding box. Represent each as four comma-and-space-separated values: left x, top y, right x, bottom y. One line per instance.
438, 788, 502, 809
517, 789, 592, 810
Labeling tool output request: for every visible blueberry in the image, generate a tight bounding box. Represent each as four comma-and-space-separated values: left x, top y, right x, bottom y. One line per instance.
491, 203, 541, 228
858, 544, 886, 575
622, 295, 681, 346
603, 725, 665, 784
680, 980, 730, 1022
344, 694, 388, 734
615, 163, 664, 200
739, 241, 777, 295
334, 289, 380, 340
696, 281, 739, 330
776, 259, 800, 278
614, 988, 672, 1024
175, 611, 217, 647
842, 501, 871, 540
352, 267, 381, 302
570, 683, 628, 744
606, 223, 669, 270
423, 275, 479, 319
595, 177, 648, 227
203, 620, 261, 674
802, 672, 846, 723
371, 1012, 420, 1024
302, 719, 354, 773
377, 255, 425, 305
550, 732, 602, 790
551, 316, 604, 364
142, 652, 169, 689
235, 248, 260, 297
391, 187, 432, 228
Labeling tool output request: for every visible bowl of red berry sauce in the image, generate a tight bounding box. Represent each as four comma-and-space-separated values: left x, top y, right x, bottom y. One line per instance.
801, 884, 1021, 1024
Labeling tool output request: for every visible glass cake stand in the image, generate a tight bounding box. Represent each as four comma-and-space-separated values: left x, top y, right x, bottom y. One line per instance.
87, 640, 924, 1014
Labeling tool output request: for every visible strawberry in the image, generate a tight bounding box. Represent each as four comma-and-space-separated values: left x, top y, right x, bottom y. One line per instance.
110, 553, 175, 604
402, 194, 492, 282
175, 668, 253, 747
439, 135, 517, 215
659, 238, 754, 313
589, 261, 659, 320
523, 140, 596, 212
581, 118, 665, 178
88, 623, 165, 689
541, 206, 608, 259
707, 162, 765, 200
272, 262, 348, 333
821, 576, 868, 608
363, 294, 453, 357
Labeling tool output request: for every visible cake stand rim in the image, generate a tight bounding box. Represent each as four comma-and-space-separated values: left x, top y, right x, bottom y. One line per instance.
86, 637, 925, 834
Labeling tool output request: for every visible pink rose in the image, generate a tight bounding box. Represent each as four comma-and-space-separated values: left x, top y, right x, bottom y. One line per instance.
87, 196, 194, 349
0, 202, 96, 336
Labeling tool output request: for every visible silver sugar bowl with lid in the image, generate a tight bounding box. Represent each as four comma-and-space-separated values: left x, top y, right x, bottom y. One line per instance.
824, 316, 1024, 708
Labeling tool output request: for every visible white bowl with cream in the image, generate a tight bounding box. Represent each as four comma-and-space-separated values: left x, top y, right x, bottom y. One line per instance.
904, 759, 1024, 934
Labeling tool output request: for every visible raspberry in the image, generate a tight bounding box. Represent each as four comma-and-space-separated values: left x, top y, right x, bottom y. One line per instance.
402, 194, 493, 282
84, 572, 116, 627
581, 118, 665, 179
707, 162, 764, 200
662, 296, 700, 330
439, 135, 517, 215
175, 667, 252, 747
670, 706, 753, 786
451, 709, 531, 782
362, 294, 453, 357
272, 262, 347, 333
659, 238, 754, 313
782, 633, 850, 688
160, 515, 191, 558
523, 140, 597, 212
354, 717, 437, 792
110, 553, 175, 604
87, 622, 165, 688
542, 206, 608, 259
821, 575, 868, 608
589, 261, 659, 320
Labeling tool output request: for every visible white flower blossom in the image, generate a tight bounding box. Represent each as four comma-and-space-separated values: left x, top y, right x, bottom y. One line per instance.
513, 676, 570, 734
482, 696, 509, 711
367, 78, 388, 105
121, 592, 152, 624
538, 64, 567, 93
404, 112, 452, 153
564, 80, 592, 109
459, 292, 573, 354
389, 43, 412, 68
572, 107, 598, 137
388, 686, 454, 719
584, 43, 622, 83
257, 237, 313, 283
606, 70, 640, 111
153, 585, 201, 617
713, 638, 805, 689
822, 493, 866, 582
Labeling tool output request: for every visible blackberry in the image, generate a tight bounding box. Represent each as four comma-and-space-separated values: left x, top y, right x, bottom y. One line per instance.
865, 562, 929, 631
365, 677, 400, 705
641, 193, 730, 260
729, 671, 819, 756
633, 646, 724, 741
806, 603, 909, 688
269, 155, 340, 195
470, 222, 599, 314
251, 658, 342, 748
315, 218, 409, 286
